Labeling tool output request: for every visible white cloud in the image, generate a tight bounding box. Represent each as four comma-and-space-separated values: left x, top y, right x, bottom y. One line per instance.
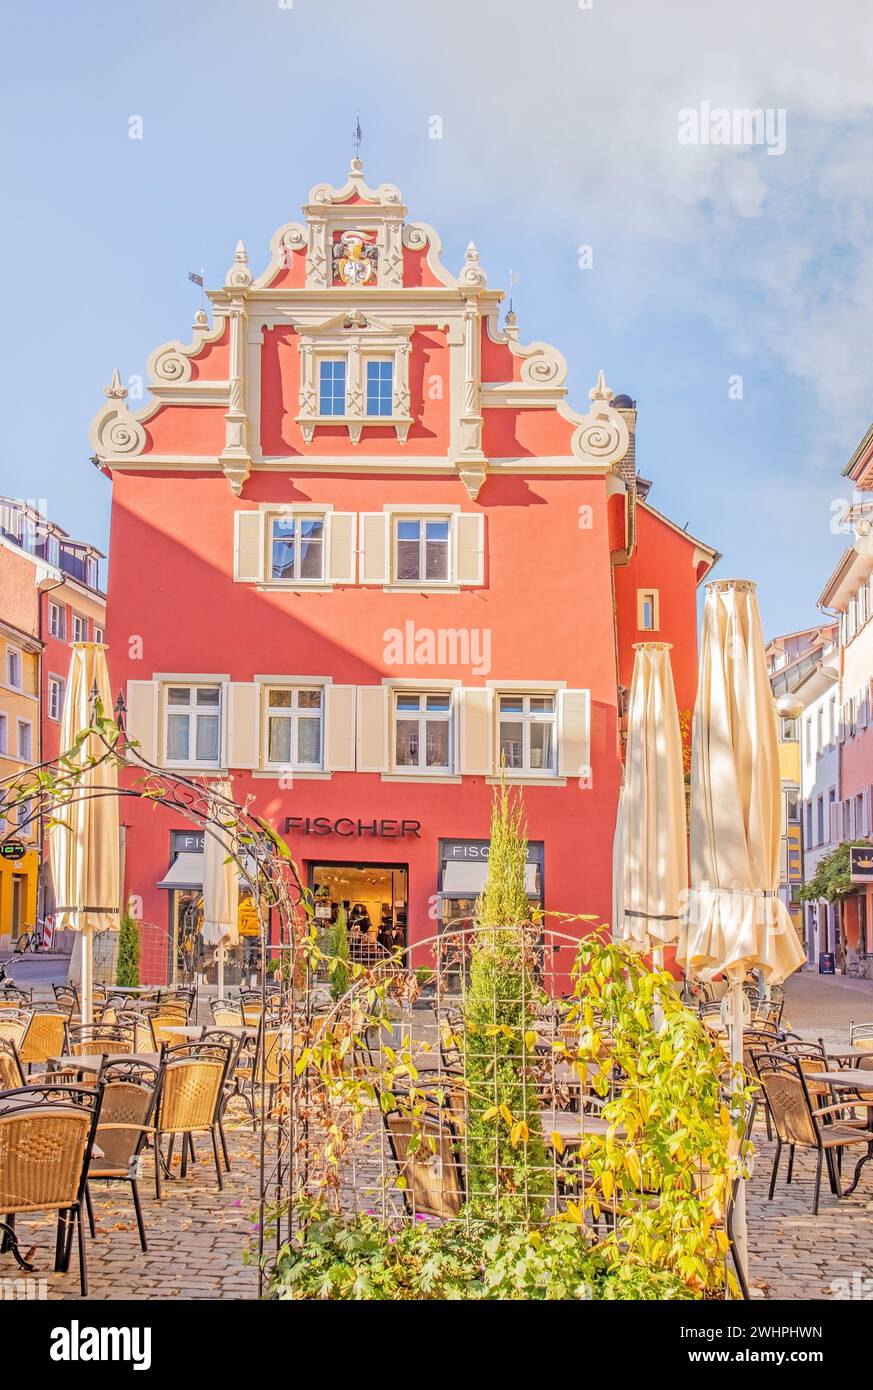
379, 0, 873, 428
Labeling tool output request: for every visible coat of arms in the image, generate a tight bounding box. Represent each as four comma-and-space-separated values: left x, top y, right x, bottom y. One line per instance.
333, 230, 378, 287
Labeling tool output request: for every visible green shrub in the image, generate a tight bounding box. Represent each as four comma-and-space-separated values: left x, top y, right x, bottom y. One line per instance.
264, 1205, 698, 1301
323, 906, 350, 1002
463, 779, 548, 1221
116, 909, 140, 988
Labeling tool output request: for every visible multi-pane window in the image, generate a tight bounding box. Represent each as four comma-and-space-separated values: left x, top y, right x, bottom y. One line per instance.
94, 625, 104, 644
72, 613, 88, 643
270, 515, 325, 582
48, 601, 65, 639
85, 556, 98, 588
394, 517, 450, 583
498, 693, 557, 774
265, 687, 323, 769
6, 647, 21, 689
319, 359, 346, 416
394, 691, 452, 771
164, 685, 221, 765
17, 720, 32, 761
0, 714, 6, 754
366, 360, 393, 417
48, 676, 64, 722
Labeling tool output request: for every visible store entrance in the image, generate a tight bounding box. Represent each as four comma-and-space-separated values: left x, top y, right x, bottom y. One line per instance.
309, 863, 408, 966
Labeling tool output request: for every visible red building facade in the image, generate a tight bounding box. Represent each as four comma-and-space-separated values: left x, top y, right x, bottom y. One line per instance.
91, 162, 716, 985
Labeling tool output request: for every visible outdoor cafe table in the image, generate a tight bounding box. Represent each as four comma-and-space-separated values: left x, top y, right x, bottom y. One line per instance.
823, 1046, 873, 1067
48, 1051, 162, 1077
815, 1069, 873, 1195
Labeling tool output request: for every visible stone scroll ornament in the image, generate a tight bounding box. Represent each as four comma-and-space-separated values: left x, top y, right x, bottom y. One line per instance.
570, 370, 629, 466
91, 369, 146, 457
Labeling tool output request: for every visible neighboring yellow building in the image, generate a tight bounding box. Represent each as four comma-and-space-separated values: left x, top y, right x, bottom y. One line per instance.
0, 617, 42, 948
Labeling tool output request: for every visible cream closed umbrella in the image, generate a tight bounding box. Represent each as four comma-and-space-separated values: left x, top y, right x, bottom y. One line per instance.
49, 643, 120, 1024
678, 578, 805, 1281
201, 779, 239, 999
616, 643, 688, 963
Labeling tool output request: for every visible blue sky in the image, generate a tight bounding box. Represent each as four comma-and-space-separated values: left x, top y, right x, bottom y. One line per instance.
2, 0, 872, 637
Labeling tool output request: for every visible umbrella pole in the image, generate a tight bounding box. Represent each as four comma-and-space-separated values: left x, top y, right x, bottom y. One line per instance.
216, 943, 224, 1000
81, 923, 93, 1026
728, 973, 748, 1289
652, 944, 665, 1031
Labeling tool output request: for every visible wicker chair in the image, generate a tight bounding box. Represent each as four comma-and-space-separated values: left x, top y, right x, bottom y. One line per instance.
755, 1054, 873, 1213
0, 985, 31, 1009
0, 1036, 25, 1090
379, 1087, 465, 1218
156, 989, 194, 1020
67, 1023, 137, 1057
152, 1043, 230, 1198
239, 990, 264, 1027
201, 1029, 245, 1166
148, 1005, 190, 1050
211, 999, 243, 1027
18, 1012, 68, 1071
0, 1009, 32, 1049
52, 985, 79, 1016
0, 1083, 102, 1295
850, 1021, 873, 1050
116, 1011, 154, 1053
86, 1059, 161, 1253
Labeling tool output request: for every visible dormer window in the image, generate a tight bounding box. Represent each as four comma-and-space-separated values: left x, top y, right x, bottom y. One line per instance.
319, 359, 347, 417
296, 313, 412, 444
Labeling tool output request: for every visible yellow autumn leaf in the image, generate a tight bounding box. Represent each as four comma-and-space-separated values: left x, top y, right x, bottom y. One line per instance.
551, 1130, 565, 1155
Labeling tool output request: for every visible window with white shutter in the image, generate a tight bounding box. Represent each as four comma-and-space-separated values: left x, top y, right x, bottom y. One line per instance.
233, 511, 263, 583
226, 682, 260, 769
125, 680, 158, 763
324, 685, 356, 772
360, 513, 389, 585
460, 688, 493, 775
356, 687, 389, 772
558, 689, 591, 779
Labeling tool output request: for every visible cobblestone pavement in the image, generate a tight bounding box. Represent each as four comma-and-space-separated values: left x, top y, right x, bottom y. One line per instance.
10, 1100, 263, 1302
9, 971, 873, 1302
747, 1116, 873, 1300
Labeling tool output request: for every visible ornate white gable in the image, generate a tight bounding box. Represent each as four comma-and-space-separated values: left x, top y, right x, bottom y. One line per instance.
89, 160, 630, 498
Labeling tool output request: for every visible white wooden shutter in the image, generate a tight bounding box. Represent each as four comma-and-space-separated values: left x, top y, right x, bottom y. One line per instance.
233, 511, 263, 583
356, 686, 389, 772
327, 513, 357, 585
831, 799, 842, 843
455, 513, 484, 586
360, 513, 389, 584
225, 682, 260, 768
558, 689, 590, 778
125, 680, 158, 762
324, 684, 356, 771
460, 688, 493, 775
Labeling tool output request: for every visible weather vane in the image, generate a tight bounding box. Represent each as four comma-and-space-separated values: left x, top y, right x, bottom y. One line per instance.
353, 111, 362, 159
187, 267, 206, 316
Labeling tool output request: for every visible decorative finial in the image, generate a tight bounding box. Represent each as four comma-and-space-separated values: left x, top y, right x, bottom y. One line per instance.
104, 368, 127, 401
589, 369, 614, 404
459, 241, 487, 289
225, 241, 252, 290
194, 308, 208, 327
